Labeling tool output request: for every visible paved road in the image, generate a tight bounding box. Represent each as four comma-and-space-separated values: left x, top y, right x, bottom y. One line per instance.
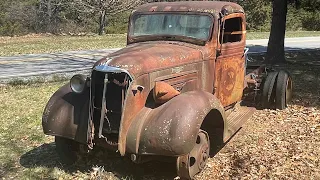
0, 49, 119, 80
246, 37, 320, 53
0, 37, 319, 81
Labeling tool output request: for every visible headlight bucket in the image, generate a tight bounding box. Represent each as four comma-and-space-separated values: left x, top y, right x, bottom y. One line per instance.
70, 74, 89, 94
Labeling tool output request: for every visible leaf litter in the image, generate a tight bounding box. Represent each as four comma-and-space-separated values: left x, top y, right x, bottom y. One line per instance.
195, 63, 320, 179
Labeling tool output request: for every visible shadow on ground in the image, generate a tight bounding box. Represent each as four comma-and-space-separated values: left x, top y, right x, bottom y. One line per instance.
247, 46, 320, 66
19, 134, 234, 179
20, 143, 178, 179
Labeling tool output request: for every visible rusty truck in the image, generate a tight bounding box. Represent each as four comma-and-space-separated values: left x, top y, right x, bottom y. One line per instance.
42, 1, 293, 179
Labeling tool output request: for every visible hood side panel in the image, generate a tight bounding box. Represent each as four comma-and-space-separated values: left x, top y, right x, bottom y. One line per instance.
94, 42, 206, 77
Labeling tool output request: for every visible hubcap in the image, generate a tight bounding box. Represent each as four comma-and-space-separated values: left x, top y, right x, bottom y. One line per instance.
177, 130, 210, 179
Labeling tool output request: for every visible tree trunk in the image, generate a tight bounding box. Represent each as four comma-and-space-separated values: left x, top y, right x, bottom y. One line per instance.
266, 0, 288, 64
47, 0, 52, 32
98, 10, 106, 35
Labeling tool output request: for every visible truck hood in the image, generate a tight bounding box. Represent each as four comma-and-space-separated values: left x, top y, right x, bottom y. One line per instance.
93, 42, 207, 77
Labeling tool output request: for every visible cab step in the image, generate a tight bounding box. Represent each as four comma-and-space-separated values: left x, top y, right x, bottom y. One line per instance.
223, 105, 256, 142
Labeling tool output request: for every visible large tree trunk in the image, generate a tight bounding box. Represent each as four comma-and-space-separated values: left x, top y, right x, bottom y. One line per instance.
98, 10, 106, 35
266, 0, 288, 64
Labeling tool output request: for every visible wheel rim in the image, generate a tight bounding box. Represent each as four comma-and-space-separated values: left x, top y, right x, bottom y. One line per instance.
285, 77, 293, 104
177, 130, 210, 179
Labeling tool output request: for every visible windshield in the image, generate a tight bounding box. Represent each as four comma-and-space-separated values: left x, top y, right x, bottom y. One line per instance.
130, 13, 213, 41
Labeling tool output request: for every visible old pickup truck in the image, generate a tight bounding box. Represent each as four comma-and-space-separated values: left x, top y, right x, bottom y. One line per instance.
42, 1, 293, 179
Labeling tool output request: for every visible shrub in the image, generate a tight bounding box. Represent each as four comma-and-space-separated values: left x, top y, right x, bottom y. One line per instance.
105, 11, 131, 34
302, 12, 320, 31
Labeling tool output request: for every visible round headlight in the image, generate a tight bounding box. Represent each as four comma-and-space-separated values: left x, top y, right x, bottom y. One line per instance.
70, 74, 87, 94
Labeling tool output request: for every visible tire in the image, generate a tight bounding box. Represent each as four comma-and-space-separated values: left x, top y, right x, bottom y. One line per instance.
261, 71, 279, 109
275, 70, 293, 110
55, 136, 80, 165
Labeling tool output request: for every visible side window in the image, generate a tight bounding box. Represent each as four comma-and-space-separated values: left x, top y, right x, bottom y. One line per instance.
220, 17, 242, 43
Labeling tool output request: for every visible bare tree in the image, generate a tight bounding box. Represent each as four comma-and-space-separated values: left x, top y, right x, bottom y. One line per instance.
70, 0, 144, 35
37, 0, 66, 33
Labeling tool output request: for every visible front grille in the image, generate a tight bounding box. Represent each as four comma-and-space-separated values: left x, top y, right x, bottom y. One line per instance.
91, 70, 131, 137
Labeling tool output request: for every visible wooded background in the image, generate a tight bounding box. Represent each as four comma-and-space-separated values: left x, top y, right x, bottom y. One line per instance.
0, 0, 319, 36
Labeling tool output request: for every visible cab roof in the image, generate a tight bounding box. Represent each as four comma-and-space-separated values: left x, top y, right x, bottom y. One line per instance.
134, 1, 244, 17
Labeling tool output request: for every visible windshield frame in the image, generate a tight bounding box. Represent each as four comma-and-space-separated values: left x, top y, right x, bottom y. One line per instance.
128, 12, 215, 45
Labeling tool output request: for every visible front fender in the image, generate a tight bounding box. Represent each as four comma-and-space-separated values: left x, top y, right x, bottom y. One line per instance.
42, 83, 89, 144
126, 90, 225, 156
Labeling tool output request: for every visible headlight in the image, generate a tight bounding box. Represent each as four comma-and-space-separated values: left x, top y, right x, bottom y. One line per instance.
70, 74, 88, 94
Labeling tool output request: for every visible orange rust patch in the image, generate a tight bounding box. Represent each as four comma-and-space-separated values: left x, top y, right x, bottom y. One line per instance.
153, 81, 180, 104
149, 6, 157, 11
164, 6, 172, 11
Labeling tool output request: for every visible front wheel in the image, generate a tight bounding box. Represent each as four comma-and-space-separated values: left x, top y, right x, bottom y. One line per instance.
55, 136, 80, 165
177, 130, 210, 179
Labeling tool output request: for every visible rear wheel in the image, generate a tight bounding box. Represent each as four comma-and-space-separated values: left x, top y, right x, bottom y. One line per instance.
261, 71, 279, 109
177, 130, 210, 179
275, 70, 293, 109
55, 136, 80, 165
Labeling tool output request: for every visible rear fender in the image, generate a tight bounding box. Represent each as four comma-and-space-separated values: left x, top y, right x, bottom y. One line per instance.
126, 90, 226, 156
42, 83, 89, 144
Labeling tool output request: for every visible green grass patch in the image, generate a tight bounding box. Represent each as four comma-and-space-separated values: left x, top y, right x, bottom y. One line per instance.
0, 34, 127, 56
1, 31, 320, 56
0, 82, 71, 179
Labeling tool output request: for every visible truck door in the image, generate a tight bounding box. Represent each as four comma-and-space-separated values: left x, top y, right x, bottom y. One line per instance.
214, 14, 246, 107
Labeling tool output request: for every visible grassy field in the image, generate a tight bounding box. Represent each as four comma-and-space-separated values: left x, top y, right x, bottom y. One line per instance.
0, 52, 319, 179
0, 83, 66, 179
1, 31, 320, 56
0, 34, 127, 56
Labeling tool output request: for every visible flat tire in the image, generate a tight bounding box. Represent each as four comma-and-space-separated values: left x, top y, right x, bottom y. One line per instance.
261, 71, 279, 109
275, 70, 293, 110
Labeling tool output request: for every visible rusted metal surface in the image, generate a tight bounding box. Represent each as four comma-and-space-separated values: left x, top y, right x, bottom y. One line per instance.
214, 13, 246, 107
133, 1, 243, 16
177, 130, 210, 179
42, 83, 89, 143
118, 74, 150, 155
125, 91, 226, 156
94, 42, 207, 78
150, 66, 201, 93
153, 81, 181, 104
223, 103, 256, 141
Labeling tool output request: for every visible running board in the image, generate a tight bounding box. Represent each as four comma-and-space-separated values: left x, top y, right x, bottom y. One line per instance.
223, 105, 256, 142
